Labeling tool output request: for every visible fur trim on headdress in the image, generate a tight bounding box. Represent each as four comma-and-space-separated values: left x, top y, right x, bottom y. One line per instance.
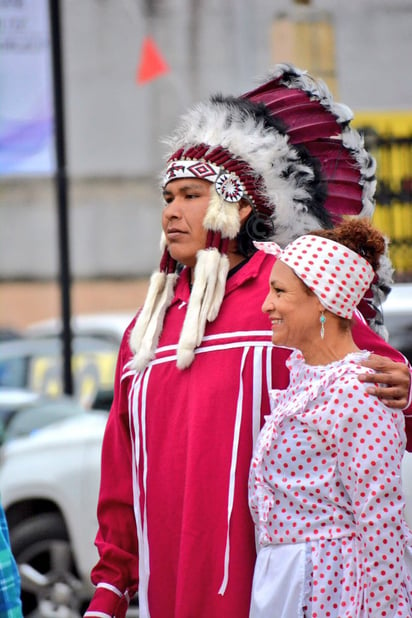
130, 271, 178, 371
203, 185, 241, 238
176, 249, 230, 369
365, 239, 394, 341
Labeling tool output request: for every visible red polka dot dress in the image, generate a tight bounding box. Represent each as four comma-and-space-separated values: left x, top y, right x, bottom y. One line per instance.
249, 350, 412, 617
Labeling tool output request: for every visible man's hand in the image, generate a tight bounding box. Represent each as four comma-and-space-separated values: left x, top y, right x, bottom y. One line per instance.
359, 354, 411, 409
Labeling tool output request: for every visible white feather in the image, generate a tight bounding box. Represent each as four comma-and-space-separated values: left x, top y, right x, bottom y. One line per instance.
131, 273, 178, 371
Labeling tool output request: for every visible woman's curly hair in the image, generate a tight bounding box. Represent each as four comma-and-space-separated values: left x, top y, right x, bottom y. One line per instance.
309, 217, 386, 273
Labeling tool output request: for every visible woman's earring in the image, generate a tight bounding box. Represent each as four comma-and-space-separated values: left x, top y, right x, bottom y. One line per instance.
320, 312, 326, 340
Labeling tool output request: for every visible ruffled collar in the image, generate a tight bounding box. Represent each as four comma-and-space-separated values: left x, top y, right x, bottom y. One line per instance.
255, 350, 371, 456
251, 349, 371, 527
270, 349, 370, 414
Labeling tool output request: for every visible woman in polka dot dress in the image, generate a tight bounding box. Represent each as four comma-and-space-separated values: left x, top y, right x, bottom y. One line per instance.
249, 219, 412, 617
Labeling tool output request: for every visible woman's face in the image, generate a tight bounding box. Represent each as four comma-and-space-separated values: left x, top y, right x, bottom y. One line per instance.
262, 259, 323, 350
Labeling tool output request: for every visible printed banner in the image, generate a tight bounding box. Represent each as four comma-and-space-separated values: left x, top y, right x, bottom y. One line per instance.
0, 0, 55, 176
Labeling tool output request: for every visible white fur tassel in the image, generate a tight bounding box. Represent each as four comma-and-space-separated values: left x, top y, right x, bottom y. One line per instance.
130, 272, 178, 371
130, 271, 166, 349
206, 253, 229, 322
203, 186, 241, 239
176, 249, 227, 369
198, 252, 229, 326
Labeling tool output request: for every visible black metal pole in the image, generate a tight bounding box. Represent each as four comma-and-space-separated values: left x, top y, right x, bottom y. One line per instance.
48, 0, 73, 395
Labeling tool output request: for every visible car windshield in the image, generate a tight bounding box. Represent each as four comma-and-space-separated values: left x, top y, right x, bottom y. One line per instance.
0, 356, 26, 389
0, 390, 93, 445
4, 399, 86, 442
0, 336, 118, 409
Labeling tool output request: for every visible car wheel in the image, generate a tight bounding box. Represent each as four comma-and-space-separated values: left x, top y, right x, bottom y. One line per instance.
10, 513, 91, 617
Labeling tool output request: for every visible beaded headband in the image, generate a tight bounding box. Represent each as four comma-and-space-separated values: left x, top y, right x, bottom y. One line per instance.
163, 160, 246, 205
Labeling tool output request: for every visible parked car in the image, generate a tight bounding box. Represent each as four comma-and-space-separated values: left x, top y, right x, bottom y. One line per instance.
0, 335, 120, 410
25, 312, 134, 347
18, 312, 134, 412
0, 412, 109, 617
0, 387, 39, 416
0, 387, 88, 445
382, 282, 412, 363
0, 328, 22, 342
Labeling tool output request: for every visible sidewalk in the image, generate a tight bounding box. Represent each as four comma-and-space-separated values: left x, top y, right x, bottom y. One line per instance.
0, 279, 149, 331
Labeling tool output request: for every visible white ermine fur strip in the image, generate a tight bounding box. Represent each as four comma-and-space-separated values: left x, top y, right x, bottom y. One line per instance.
207, 253, 230, 322
176, 249, 222, 369
131, 272, 178, 371
130, 270, 166, 353
196, 251, 227, 336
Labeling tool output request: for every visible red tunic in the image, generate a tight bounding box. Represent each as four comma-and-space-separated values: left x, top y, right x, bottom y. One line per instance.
84, 251, 412, 618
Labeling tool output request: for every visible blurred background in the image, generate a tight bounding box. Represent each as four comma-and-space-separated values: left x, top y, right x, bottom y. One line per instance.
1, 0, 412, 332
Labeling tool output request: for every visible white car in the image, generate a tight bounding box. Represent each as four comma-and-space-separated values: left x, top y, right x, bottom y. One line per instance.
382, 282, 412, 363
0, 292, 411, 617
0, 411, 108, 617
24, 312, 134, 347
0, 335, 120, 411
16, 312, 134, 411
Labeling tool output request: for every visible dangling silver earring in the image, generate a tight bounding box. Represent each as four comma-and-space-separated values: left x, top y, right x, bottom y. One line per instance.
320, 312, 326, 340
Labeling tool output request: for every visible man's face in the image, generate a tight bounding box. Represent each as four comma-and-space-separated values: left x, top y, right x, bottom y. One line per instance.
162, 178, 211, 268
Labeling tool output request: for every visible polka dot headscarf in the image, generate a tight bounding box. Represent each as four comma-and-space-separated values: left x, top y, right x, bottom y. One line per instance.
254, 235, 375, 319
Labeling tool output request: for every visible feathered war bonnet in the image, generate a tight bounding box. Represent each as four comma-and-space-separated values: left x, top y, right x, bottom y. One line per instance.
130, 63, 391, 371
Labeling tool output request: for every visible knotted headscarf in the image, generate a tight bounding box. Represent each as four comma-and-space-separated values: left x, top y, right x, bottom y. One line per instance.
254, 235, 375, 319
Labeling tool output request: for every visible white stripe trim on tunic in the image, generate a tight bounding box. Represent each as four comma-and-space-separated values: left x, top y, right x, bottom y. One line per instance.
129, 371, 152, 618
252, 347, 264, 447
218, 346, 249, 595
124, 336, 278, 605
96, 582, 123, 597
139, 368, 152, 618
123, 330, 274, 373
122, 338, 276, 380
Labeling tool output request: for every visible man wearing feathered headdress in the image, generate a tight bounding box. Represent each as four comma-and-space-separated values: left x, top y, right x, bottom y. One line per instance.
84, 65, 412, 618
